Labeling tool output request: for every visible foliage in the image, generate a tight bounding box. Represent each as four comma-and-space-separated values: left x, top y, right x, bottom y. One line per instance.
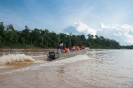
0, 24, 121, 49
120, 45, 133, 49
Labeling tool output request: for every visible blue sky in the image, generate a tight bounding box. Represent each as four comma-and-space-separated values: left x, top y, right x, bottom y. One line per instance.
0, 0, 133, 45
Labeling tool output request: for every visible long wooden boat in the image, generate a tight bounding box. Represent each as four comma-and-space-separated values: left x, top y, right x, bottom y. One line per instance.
47, 49, 88, 61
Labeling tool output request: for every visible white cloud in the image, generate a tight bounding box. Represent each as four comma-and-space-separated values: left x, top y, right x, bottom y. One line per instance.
113, 32, 121, 36
124, 33, 133, 44
63, 22, 97, 37
63, 22, 133, 45
98, 23, 133, 45
74, 22, 97, 35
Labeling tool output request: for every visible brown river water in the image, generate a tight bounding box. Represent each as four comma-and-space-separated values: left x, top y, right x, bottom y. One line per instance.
0, 49, 133, 88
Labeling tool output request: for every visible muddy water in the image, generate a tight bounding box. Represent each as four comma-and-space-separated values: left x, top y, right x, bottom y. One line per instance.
0, 49, 133, 88
0, 48, 55, 56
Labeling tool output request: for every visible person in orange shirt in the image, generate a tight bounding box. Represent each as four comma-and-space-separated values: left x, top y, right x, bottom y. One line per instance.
72, 46, 75, 51
65, 47, 70, 53
76, 46, 80, 50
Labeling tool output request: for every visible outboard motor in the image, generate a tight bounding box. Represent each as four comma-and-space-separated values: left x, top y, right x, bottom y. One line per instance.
47, 51, 55, 61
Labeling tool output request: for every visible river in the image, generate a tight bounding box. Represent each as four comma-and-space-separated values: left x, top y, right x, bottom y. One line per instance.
0, 49, 133, 88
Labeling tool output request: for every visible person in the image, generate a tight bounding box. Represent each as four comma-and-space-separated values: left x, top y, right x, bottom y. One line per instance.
68, 45, 72, 51
65, 46, 70, 53
75, 46, 78, 50
56, 46, 61, 54
72, 45, 75, 51
76, 46, 80, 50
81, 45, 85, 49
59, 41, 65, 53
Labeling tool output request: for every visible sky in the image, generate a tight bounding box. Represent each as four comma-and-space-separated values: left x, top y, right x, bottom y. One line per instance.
0, 0, 133, 45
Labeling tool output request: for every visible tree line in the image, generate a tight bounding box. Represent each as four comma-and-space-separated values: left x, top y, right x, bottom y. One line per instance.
121, 45, 133, 49
0, 24, 121, 49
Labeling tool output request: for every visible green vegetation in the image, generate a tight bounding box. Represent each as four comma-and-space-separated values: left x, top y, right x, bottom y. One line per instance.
121, 45, 133, 49
0, 24, 120, 49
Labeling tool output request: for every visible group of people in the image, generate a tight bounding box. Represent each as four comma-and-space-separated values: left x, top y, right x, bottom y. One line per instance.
47, 41, 85, 61
56, 41, 85, 54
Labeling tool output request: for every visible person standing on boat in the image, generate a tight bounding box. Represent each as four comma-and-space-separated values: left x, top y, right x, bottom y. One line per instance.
59, 41, 65, 53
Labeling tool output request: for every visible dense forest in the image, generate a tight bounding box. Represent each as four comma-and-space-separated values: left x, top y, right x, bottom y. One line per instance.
0, 23, 121, 49
121, 45, 133, 49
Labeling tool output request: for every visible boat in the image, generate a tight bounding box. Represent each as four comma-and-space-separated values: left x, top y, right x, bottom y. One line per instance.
47, 49, 88, 61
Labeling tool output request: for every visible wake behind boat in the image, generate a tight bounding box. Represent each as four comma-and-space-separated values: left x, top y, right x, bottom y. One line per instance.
0, 48, 88, 72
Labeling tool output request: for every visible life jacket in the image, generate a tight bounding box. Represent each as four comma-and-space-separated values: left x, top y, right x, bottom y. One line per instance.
65, 48, 69, 53
81, 45, 85, 49
77, 46, 80, 50
72, 46, 75, 50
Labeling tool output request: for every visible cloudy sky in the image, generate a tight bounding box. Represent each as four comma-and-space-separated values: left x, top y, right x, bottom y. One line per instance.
0, 0, 133, 45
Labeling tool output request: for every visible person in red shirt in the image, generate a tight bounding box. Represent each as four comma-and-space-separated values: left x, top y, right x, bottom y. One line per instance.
81, 45, 85, 49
